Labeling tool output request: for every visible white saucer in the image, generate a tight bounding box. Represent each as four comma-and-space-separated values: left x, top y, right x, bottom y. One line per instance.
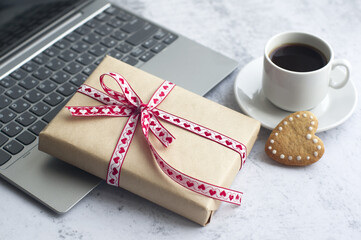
234, 57, 358, 132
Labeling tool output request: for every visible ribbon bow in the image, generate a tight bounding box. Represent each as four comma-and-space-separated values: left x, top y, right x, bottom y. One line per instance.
67, 72, 247, 205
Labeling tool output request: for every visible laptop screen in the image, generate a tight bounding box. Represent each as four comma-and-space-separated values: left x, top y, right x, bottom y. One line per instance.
0, 0, 87, 59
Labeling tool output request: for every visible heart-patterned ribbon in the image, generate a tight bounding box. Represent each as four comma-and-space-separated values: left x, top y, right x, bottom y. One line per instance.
66, 72, 247, 205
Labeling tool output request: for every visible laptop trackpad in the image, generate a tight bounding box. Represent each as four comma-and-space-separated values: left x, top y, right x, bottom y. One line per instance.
140, 36, 238, 96
1, 148, 101, 213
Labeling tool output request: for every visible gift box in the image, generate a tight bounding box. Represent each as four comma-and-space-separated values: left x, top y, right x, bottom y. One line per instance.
39, 56, 260, 226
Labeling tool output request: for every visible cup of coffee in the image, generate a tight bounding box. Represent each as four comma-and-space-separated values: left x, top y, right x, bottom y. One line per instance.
262, 32, 351, 111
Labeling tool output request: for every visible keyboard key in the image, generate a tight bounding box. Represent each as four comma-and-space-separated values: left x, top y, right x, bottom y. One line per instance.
101, 37, 117, 48
57, 83, 77, 97
3, 140, 24, 155
16, 112, 37, 127
95, 12, 112, 22
33, 67, 52, 80
70, 74, 87, 87
75, 25, 92, 35
111, 30, 127, 41
42, 101, 67, 123
105, 6, 119, 15
65, 32, 82, 42
94, 24, 113, 36
0, 109, 16, 123
5, 86, 25, 99
18, 76, 39, 90
44, 46, 60, 57
33, 54, 50, 65
0, 149, 11, 165
88, 44, 107, 57
59, 49, 78, 62
76, 53, 95, 65
85, 19, 102, 29
21, 62, 39, 73
0, 76, 16, 88
64, 62, 82, 75
126, 24, 157, 46
142, 38, 157, 49
121, 18, 145, 33
0, 96, 12, 109
153, 29, 167, 40
116, 42, 133, 53
54, 39, 72, 50
139, 51, 155, 62
43, 92, 64, 106
30, 102, 51, 116
10, 69, 27, 80
163, 33, 178, 44
10, 99, 30, 113
2, 122, 23, 137
151, 43, 166, 53
16, 131, 36, 145
23, 89, 44, 103
71, 41, 90, 53
51, 71, 71, 84
107, 49, 123, 60
0, 132, 9, 147
106, 16, 123, 28
83, 33, 101, 45
82, 65, 97, 76
45, 58, 66, 71
37, 80, 57, 94
121, 56, 138, 66
115, 10, 132, 22
29, 120, 47, 135
130, 47, 145, 57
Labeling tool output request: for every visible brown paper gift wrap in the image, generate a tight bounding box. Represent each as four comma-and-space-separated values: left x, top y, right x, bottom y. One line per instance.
39, 56, 260, 226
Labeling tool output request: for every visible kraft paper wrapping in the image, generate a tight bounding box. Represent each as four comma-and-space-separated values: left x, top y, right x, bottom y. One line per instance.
39, 56, 260, 226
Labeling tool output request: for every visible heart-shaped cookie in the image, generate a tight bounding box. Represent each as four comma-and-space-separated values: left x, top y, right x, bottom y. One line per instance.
265, 111, 325, 166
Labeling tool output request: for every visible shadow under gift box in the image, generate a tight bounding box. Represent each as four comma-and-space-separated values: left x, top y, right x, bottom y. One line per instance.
39, 56, 260, 226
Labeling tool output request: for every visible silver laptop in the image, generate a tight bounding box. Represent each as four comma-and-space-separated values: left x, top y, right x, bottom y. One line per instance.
0, 0, 238, 213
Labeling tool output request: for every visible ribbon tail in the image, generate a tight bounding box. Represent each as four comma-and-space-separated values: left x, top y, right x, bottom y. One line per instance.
148, 144, 242, 205
106, 114, 139, 186
154, 109, 248, 168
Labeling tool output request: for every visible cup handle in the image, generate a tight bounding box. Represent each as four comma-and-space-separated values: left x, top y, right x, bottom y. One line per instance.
329, 59, 351, 89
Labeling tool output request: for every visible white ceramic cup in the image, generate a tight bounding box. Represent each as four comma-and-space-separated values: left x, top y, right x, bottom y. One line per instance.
262, 32, 351, 111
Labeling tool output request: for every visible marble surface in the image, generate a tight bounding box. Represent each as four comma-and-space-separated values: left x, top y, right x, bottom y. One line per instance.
1, 0, 361, 239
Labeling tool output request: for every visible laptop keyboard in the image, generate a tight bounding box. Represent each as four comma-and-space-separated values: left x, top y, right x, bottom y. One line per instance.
0, 5, 178, 166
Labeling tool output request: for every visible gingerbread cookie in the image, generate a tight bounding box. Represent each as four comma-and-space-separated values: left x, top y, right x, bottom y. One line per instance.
265, 111, 325, 166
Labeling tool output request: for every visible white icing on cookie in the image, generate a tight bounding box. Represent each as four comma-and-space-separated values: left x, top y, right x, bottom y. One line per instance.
297, 156, 302, 161
280, 154, 285, 159
313, 139, 318, 143
314, 151, 318, 157
288, 156, 293, 160
270, 139, 274, 144
306, 134, 312, 139
272, 150, 277, 154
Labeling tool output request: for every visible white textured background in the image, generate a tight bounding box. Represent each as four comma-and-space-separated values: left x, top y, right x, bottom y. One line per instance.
1, 0, 361, 239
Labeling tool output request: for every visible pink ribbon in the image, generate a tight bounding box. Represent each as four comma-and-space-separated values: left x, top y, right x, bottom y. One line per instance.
66, 72, 247, 205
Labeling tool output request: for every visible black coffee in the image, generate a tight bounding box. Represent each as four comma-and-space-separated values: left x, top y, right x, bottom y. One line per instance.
270, 43, 327, 72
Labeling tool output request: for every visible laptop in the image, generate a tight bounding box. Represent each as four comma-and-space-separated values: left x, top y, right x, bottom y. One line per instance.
0, 0, 238, 213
